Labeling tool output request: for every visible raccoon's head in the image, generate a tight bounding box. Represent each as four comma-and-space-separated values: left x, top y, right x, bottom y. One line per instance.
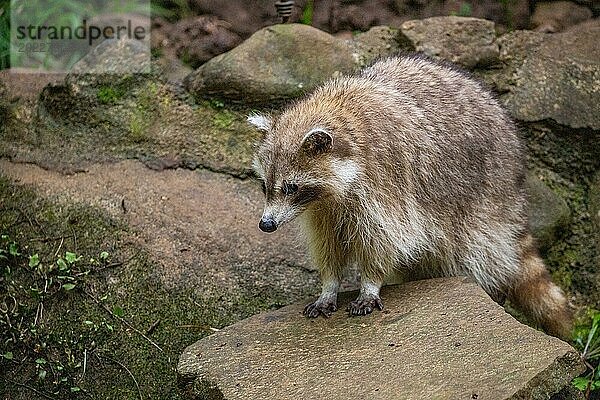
248, 112, 359, 233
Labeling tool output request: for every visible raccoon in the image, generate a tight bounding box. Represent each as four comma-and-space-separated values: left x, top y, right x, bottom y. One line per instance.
249, 55, 572, 339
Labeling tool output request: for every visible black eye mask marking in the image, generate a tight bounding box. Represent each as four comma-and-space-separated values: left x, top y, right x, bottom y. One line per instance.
282, 182, 298, 195
260, 180, 267, 195
295, 185, 322, 206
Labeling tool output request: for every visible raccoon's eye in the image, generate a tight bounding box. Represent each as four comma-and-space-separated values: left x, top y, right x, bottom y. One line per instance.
282, 182, 298, 195
260, 181, 267, 195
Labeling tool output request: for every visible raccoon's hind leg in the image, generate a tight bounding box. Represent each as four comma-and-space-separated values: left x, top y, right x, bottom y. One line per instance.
507, 234, 573, 340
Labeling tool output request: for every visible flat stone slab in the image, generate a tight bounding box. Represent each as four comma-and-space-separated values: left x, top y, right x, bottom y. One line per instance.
178, 277, 584, 400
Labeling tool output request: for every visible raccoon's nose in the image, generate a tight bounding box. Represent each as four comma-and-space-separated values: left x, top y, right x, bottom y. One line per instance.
259, 218, 277, 233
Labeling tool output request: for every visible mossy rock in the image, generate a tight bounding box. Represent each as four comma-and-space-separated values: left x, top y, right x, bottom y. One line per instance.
5, 69, 259, 176
399, 16, 499, 68
485, 20, 600, 130
184, 24, 359, 104
526, 173, 571, 252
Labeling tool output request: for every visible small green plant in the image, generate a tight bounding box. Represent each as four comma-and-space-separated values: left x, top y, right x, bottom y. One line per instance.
206, 99, 225, 109
449, 2, 472, 17
129, 112, 149, 142
573, 310, 600, 398
300, 0, 314, 25
212, 110, 235, 129
0, 1, 9, 70
1, 234, 114, 397
97, 86, 126, 105
500, 0, 515, 31
151, 0, 191, 21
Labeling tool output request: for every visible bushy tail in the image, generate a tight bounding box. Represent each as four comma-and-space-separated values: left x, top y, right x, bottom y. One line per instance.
508, 234, 573, 340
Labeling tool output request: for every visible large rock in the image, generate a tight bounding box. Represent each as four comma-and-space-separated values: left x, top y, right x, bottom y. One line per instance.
68, 38, 151, 78
178, 277, 584, 400
7, 38, 259, 176
184, 24, 358, 104
526, 174, 571, 252
489, 20, 600, 130
351, 26, 407, 67
399, 16, 499, 68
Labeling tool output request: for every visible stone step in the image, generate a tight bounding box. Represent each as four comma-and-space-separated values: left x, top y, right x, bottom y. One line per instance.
177, 277, 584, 400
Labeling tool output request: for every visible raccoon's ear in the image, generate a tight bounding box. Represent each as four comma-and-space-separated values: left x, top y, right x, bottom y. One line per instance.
247, 113, 272, 132
301, 128, 333, 155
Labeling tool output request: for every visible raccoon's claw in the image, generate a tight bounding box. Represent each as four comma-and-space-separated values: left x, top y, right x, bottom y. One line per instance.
347, 297, 384, 316
303, 301, 338, 318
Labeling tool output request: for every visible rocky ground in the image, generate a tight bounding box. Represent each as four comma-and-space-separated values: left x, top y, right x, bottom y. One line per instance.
151, 0, 598, 74
1, 9, 599, 400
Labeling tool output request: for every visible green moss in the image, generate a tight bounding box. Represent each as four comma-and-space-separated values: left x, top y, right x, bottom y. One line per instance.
128, 111, 150, 143
180, 49, 192, 67
97, 86, 126, 105
3, 75, 262, 177
203, 99, 225, 110
552, 266, 574, 289
212, 110, 236, 130
523, 122, 600, 308
151, 47, 163, 59
449, 2, 472, 17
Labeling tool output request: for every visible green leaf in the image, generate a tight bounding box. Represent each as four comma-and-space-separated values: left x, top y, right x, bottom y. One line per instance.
62, 283, 76, 291
35, 358, 47, 365
57, 258, 68, 270
29, 254, 40, 268
457, 2, 472, 17
38, 369, 47, 380
9, 242, 19, 256
300, 0, 314, 25
65, 252, 78, 264
112, 306, 124, 317
572, 376, 590, 391
100, 251, 109, 260
70, 386, 81, 392
3, 351, 13, 360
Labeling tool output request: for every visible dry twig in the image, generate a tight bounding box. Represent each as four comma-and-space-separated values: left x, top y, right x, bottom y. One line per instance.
7, 379, 57, 400
84, 290, 163, 352
95, 353, 143, 400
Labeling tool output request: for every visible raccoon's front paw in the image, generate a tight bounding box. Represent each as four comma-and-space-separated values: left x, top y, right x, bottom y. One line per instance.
347, 296, 384, 316
303, 300, 338, 318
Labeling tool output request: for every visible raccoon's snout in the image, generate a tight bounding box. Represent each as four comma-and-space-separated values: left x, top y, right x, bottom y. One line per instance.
259, 217, 277, 233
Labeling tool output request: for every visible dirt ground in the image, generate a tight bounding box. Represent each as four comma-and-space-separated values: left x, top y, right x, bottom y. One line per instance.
0, 159, 318, 293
